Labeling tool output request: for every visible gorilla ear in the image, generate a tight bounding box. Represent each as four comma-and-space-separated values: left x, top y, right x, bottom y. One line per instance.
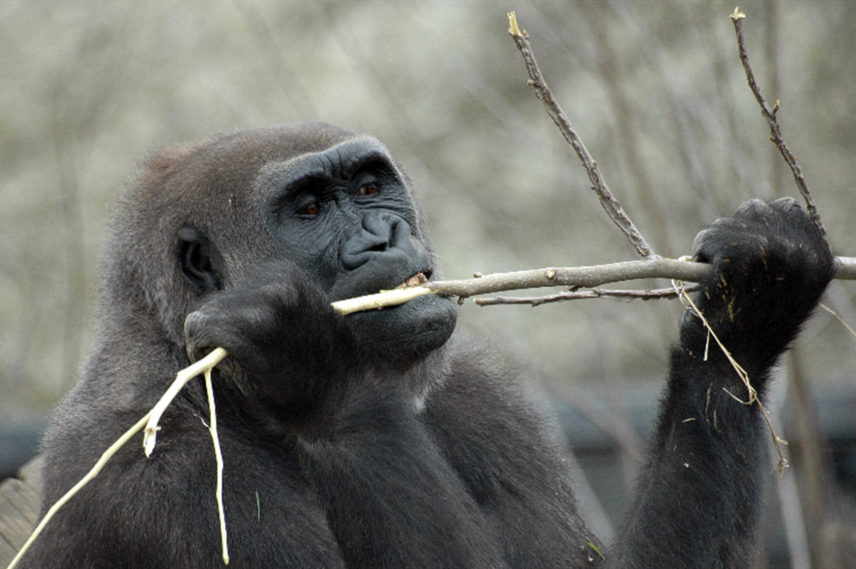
177, 227, 224, 293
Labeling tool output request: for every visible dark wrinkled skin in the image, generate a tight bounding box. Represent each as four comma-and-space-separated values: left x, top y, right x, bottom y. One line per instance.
22, 121, 833, 569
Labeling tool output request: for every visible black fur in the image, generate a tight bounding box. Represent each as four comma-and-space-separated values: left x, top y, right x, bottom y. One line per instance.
22, 124, 833, 568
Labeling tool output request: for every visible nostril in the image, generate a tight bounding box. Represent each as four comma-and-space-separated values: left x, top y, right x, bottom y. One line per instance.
365, 233, 388, 253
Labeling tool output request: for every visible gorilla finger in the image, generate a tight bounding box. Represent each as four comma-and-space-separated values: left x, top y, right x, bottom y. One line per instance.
770, 196, 800, 212
731, 198, 780, 227
690, 221, 750, 263
770, 197, 824, 238
184, 310, 215, 362
183, 309, 241, 362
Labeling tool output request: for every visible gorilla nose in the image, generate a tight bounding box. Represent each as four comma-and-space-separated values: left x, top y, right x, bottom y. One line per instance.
340, 212, 413, 270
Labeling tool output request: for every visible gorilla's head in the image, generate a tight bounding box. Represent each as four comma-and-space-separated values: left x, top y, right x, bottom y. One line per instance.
102, 123, 457, 372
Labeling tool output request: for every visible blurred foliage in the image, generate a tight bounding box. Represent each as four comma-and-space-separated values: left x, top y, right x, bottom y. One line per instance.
1, 0, 855, 421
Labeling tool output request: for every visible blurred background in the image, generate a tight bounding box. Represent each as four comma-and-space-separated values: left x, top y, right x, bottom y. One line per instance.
1, 1, 854, 566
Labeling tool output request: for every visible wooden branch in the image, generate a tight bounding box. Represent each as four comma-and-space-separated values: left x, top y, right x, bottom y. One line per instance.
327, 256, 856, 314
506, 11, 655, 259
730, 7, 824, 234
426, 258, 708, 299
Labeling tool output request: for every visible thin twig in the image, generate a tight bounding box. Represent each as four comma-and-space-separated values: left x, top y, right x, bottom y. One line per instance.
507, 11, 655, 258
819, 303, 856, 339
674, 281, 788, 471
475, 285, 699, 307
730, 7, 824, 234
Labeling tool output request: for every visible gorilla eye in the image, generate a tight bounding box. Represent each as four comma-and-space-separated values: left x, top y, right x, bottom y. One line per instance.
298, 201, 320, 217
357, 183, 378, 196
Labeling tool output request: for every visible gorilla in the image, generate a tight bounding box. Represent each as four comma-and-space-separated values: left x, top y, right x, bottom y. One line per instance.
20, 123, 833, 568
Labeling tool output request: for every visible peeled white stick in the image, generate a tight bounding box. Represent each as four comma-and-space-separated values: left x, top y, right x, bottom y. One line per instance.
330, 285, 433, 314
142, 347, 228, 456
204, 367, 230, 565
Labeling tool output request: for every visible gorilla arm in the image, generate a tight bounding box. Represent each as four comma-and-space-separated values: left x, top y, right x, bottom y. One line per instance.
607, 199, 834, 569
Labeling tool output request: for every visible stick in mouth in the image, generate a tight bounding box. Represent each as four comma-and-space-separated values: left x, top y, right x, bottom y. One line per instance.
332, 273, 434, 315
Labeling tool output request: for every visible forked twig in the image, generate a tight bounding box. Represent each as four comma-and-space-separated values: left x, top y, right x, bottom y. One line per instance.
143, 348, 228, 455
7, 351, 232, 569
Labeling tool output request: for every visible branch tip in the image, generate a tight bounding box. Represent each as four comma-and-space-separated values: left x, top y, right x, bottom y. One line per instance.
730, 9, 825, 235
507, 11, 525, 38
730, 7, 746, 21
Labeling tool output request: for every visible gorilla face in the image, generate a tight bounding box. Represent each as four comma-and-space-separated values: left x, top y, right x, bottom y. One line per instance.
179, 129, 457, 366
257, 136, 457, 361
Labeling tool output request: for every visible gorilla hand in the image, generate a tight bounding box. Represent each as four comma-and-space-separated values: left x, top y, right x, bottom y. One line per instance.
184, 264, 360, 420
682, 198, 833, 382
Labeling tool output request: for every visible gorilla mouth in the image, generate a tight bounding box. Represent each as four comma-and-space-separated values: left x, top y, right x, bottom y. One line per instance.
400, 272, 429, 288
